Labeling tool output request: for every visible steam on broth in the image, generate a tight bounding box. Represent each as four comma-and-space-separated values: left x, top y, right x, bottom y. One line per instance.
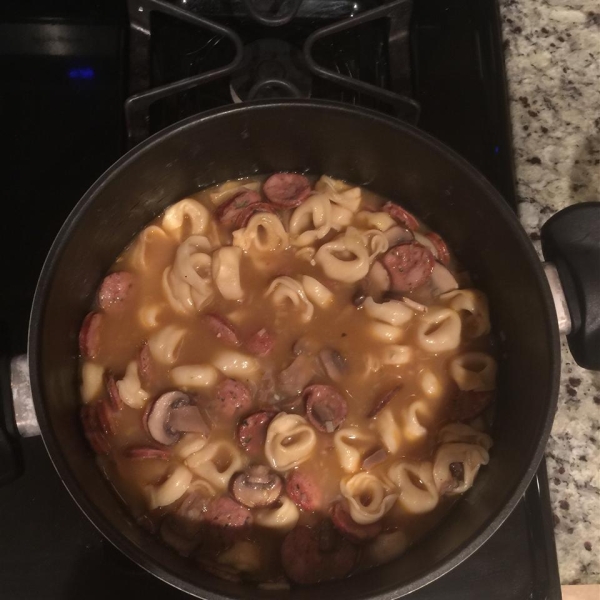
79, 173, 496, 586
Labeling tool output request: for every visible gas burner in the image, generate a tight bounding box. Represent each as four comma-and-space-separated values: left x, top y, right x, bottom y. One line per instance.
230, 39, 311, 103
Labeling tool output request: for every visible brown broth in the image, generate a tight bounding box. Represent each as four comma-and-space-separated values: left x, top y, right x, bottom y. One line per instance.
80, 175, 495, 585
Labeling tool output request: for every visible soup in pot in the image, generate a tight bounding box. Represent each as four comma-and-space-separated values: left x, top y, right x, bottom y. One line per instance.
78, 173, 496, 587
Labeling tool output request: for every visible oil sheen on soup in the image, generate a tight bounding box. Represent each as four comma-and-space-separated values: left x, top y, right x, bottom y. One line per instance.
78, 173, 497, 587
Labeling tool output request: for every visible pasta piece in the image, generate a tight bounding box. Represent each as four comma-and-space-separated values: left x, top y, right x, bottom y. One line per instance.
80, 362, 104, 404
334, 428, 378, 473
116, 361, 149, 409
212, 350, 260, 378
437, 423, 493, 451
314, 229, 370, 283
175, 433, 209, 459
265, 276, 314, 322
162, 198, 211, 240
218, 541, 261, 574
265, 413, 317, 472
295, 246, 316, 264
440, 289, 491, 338
254, 497, 300, 532
387, 461, 439, 514
360, 229, 389, 263
185, 439, 243, 490
449, 352, 497, 391
138, 304, 165, 330
130, 225, 169, 270
419, 369, 443, 399
433, 443, 490, 495
330, 204, 354, 230
288, 193, 332, 247
301, 275, 334, 308
340, 472, 397, 525
317, 176, 362, 212
367, 321, 403, 343
171, 364, 219, 389
233, 213, 289, 253
413, 232, 437, 257
163, 235, 214, 314
364, 530, 409, 565
401, 399, 430, 442
380, 345, 413, 366
315, 175, 353, 194
209, 181, 260, 206
212, 246, 244, 301
415, 307, 462, 353
363, 297, 414, 327
148, 465, 193, 509
148, 325, 185, 365
355, 210, 397, 232
371, 408, 403, 454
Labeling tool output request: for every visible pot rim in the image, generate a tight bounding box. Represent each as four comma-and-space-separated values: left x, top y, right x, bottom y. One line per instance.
28, 98, 561, 599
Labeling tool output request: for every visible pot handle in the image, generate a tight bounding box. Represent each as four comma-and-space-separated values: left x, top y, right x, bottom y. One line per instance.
541, 202, 600, 371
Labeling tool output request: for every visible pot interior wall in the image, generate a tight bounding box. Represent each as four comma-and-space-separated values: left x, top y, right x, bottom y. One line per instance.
32, 102, 558, 599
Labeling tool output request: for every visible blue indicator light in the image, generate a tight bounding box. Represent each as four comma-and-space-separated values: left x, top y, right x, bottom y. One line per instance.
494, 145, 500, 154
68, 67, 95, 80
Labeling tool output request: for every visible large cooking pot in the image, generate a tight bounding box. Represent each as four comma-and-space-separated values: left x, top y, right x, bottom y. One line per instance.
6, 100, 600, 599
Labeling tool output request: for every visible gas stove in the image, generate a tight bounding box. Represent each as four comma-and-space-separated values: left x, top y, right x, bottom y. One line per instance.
0, 1, 560, 598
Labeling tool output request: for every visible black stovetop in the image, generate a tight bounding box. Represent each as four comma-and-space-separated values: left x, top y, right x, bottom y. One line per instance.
0, 1, 560, 598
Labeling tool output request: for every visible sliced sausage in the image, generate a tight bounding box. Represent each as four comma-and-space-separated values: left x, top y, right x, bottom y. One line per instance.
79, 311, 103, 359
80, 405, 110, 455
382, 201, 420, 231
203, 496, 252, 546
451, 390, 494, 421
382, 242, 435, 292
330, 502, 382, 543
281, 525, 357, 584
425, 231, 451, 266
123, 446, 171, 460
203, 314, 241, 346
303, 384, 347, 433
213, 379, 253, 419
98, 271, 134, 312
245, 328, 275, 357
263, 173, 311, 208
105, 373, 123, 411
95, 400, 115, 435
237, 410, 276, 455
215, 189, 261, 227
286, 470, 322, 512
367, 385, 402, 418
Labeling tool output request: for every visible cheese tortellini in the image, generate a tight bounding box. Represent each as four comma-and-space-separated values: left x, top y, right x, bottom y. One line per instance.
265, 413, 317, 472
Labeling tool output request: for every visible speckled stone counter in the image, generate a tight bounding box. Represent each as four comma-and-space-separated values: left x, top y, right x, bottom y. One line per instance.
499, 0, 600, 585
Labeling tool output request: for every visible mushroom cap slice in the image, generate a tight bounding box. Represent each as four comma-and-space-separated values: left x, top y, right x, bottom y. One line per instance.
231, 465, 283, 508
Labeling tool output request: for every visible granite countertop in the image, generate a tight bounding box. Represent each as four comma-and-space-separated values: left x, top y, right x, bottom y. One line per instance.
499, 0, 600, 586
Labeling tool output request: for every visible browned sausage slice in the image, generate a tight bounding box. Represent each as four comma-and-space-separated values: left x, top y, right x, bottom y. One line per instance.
281, 525, 357, 584
137, 343, 156, 389
382, 201, 420, 231
79, 311, 103, 359
330, 502, 382, 543
203, 314, 241, 346
303, 384, 347, 432
215, 189, 261, 227
124, 446, 171, 460
237, 410, 276, 454
263, 173, 311, 208
425, 231, 451, 266
98, 271, 134, 312
95, 400, 115, 435
213, 379, 253, 419
245, 328, 275, 357
204, 496, 252, 531
382, 242, 435, 292
286, 470, 322, 512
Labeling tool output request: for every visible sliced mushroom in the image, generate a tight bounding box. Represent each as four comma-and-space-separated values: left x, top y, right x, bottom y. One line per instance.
147, 391, 210, 446
231, 465, 283, 508
319, 348, 348, 383
384, 225, 414, 246
430, 262, 459, 296
278, 353, 316, 398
